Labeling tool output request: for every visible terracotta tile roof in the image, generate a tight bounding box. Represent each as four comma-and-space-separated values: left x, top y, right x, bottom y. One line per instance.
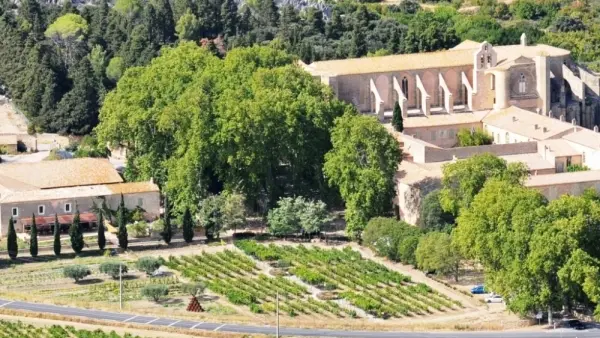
304, 42, 570, 77
0, 181, 159, 204
526, 170, 600, 187
0, 158, 123, 189
483, 106, 574, 140
562, 128, 600, 150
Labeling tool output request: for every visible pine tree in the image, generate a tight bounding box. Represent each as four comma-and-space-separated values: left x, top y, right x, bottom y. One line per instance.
306, 8, 324, 35
392, 101, 404, 132
221, 0, 239, 38
161, 196, 172, 244
349, 22, 367, 58
257, 0, 278, 27
69, 206, 85, 254
117, 194, 128, 250
7, 217, 18, 259
97, 212, 106, 251
29, 214, 38, 257
53, 213, 61, 256
182, 207, 194, 243
238, 6, 252, 35
153, 0, 176, 44
326, 8, 343, 39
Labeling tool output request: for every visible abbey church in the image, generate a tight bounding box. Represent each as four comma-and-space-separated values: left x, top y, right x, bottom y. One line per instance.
303, 34, 600, 132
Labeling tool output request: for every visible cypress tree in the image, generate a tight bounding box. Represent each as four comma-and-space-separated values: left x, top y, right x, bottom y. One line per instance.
7, 217, 18, 259
117, 194, 128, 250
161, 196, 172, 244
29, 214, 38, 258
182, 207, 194, 243
53, 213, 61, 256
97, 212, 106, 251
392, 101, 404, 132
221, 0, 239, 38
69, 206, 84, 254
349, 22, 367, 58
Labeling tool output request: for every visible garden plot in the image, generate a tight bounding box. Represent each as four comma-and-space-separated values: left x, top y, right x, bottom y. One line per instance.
234, 241, 462, 319
166, 249, 351, 318
0, 320, 143, 338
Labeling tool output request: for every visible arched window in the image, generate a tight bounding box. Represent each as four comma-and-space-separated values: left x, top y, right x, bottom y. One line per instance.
401, 77, 409, 98
487, 55, 492, 66
518, 73, 527, 93
480, 55, 485, 68
484, 45, 488, 51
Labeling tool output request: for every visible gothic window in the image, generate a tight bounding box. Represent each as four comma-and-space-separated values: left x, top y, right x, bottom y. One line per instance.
480, 55, 484, 68
518, 73, 527, 94
401, 77, 409, 98
487, 55, 492, 66
484, 45, 488, 51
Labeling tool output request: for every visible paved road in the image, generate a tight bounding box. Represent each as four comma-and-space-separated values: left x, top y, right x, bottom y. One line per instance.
0, 299, 598, 337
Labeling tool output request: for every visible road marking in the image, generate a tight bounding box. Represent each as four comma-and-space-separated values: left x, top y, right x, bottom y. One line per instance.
145, 318, 159, 325
190, 322, 204, 329
167, 320, 180, 327
123, 315, 138, 323
214, 324, 226, 331
0, 301, 14, 308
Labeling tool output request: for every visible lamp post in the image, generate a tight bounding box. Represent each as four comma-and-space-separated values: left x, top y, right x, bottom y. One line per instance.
276, 291, 279, 338
119, 263, 123, 310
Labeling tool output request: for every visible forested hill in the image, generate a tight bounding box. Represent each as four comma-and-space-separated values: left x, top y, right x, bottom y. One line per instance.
0, 0, 597, 135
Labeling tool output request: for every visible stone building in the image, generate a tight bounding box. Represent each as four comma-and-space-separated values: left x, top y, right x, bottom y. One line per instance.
303, 35, 600, 132
0, 158, 160, 236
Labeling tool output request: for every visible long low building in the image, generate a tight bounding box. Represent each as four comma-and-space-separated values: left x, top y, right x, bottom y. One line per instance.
0, 158, 160, 236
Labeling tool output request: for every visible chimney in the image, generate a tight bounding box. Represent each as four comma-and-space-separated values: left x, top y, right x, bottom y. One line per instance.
572, 119, 577, 126
520, 33, 527, 47
560, 115, 565, 122
534, 124, 539, 130
543, 127, 548, 133
512, 116, 517, 122
595, 126, 599, 133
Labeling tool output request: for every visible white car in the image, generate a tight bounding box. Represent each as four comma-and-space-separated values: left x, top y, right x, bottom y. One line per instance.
485, 294, 503, 303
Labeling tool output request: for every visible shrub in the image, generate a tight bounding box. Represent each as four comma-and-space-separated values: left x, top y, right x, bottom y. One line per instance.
181, 282, 205, 297
136, 256, 162, 275
457, 128, 493, 147
567, 164, 590, 172
250, 303, 263, 313
226, 289, 256, 305
126, 221, 149, 238
141, 284, 169, 302
292, 266, 325, 285
99, 261, 127, 279
63, 265, 91, 282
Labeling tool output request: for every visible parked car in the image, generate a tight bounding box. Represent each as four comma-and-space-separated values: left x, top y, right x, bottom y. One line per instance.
566, 319, 586, 330
485, 294, 503, 303
471, 285, 486, 294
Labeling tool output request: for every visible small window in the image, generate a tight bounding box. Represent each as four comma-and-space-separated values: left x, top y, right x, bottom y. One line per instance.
38, 205, 45, 215
65, 203, 72, 213
138, 198, 143, 207
480, 55, 484, 68
518, 73, 527, 94
431, 131, 437, 141
11, 207, 18, 217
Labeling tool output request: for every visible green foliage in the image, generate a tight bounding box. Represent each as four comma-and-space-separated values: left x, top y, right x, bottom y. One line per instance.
136, 256, 162, 275
416, 232, 461, 280
267, 196, 332, 236
53, 213, 61, 256
126, 221, 149, 237
392, 101, 403, 132
44, 13, 89, 40
117, 194, 128, 250
221, 192, 247, 232
0, 320, 144, 337
7, 217, 18, 259
73, 135, 109, 158
100, 261, 128, 279
97, 212, 106, 251
324, 113, 402, 238
162, 196, 173, 244
418, 190, 455, 232
181, 282, 205, 296
362, 217, 422, 264
182, 207, 194, 243
63, 265, 91, 282
440, 153, 529, 216
141, 284, 169, 302
106, 57, 125, 83
196, 194, 223, 240
175, 8, 200, 41
29, 214, 38, 257
567, 164, 590, 172
69, 206, 84, 254
456, 128, 493, 147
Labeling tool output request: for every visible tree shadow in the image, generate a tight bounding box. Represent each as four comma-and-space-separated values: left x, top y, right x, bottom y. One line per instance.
199, 294, 219, 302
159, 298, 184, 305
77, 278, 104, 285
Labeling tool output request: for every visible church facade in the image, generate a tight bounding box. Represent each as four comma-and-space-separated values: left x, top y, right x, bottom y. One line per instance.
303, 35, 600, 131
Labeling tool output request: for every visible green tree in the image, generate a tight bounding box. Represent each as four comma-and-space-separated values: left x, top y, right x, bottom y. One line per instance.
136, 256, 162, 275
392, 101, 403, 132
44, 13, 89, 66
175, 9, 200, 41
182, 207, 194, 243
69, 205, 85, 254
100, 261, 128, 279
416, 232, 462, 281
404, 10, 459, 53
222, 192, 246, 233
7, 217, 18, 259
349, 22, 367, 58
53, 213, 61, 256
153, 0, 176, 44
324, 112, 402, 238
567, 164, 590, 172
29, 214, 38, 257
267, 196, 331, 236
418, 190, 455, 232
161, 196, 172, 244
221, 0, 238, 38
63, 265, 91, 282
97, 211, 106, 250
197, 194, 223, 240
117, 194, 128, 250
439, 153, 529, 216
106, 57, 125, 83
362, 217, 421, 263
457, 128, 493, 147
141, 284, 169, 302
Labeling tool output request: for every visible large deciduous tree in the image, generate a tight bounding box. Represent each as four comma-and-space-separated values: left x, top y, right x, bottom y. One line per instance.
416, 231, 461, 281
323, 112, 401, 238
